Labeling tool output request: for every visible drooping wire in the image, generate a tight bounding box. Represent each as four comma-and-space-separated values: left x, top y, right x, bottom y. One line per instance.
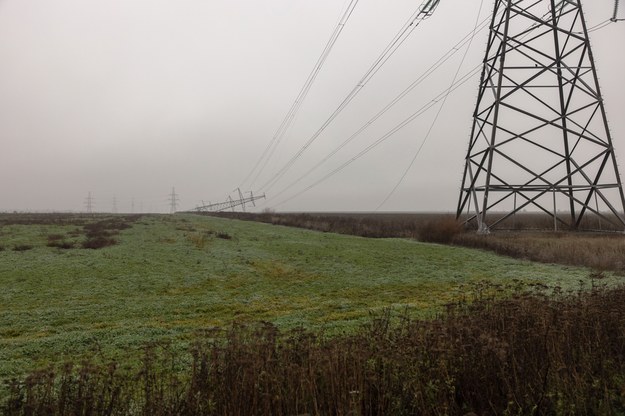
585, 18, 612, 33
375, 0, 486, 211
586, 0, 625, 31
271, 65, 483, 208
374, 2, 582, 211
270, 1, 609, 209
265, 13, 493, 204
239, 0, 360, 190
257, 2, 438, 194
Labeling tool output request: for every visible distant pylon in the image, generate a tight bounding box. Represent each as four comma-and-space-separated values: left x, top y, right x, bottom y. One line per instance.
84, 192, 94, 214
168, 187, 179, 214
457, 0, 625, 232
112, 195, 118, 214
194, 193, 266, 213
236, 188, 246, 212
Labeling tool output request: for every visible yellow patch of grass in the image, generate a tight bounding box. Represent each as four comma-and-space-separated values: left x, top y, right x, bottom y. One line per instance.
186, 232, 210, 249
250, 260, 317, 282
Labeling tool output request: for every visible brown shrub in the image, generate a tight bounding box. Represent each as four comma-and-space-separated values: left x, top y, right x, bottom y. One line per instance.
79, 216, 141, 250
12, 244, 33, 252
204, 212, 421, 239
455, 232, 625, 274
46, 234, 64, 242
46, 234, 75, 249
82, 236, 117, 250
216, 232, 232, 240
0, 213, 90, 227
6, 284, 625, 415
417, 216, 464, 244
47, 240, 75, 249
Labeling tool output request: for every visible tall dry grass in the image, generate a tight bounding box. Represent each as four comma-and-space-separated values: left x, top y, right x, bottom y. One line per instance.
5, 283, 625, 415
203, 212, 449, 239
455, 232, 625, 274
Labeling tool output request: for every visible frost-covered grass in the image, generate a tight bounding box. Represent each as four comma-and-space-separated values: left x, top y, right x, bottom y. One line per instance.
1, 213, 621, 386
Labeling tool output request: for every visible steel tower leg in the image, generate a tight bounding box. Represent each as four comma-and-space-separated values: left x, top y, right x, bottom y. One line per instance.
457, 0, 625, 232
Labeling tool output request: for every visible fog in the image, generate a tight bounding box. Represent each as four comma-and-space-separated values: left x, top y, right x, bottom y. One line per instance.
1, 0, 623, 213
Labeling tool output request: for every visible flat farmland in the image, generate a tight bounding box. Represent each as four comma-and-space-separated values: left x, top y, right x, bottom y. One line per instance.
214, 211, 625, 273
1, 213, 621, 386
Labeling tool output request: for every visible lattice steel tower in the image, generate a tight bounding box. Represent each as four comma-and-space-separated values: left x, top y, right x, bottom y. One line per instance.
457, 0, 625, 232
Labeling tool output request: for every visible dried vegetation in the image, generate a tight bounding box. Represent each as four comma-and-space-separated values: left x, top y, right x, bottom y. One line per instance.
3, 212, 625, 414
207, 212, 625, 274
4, 282, 625, 415
0, 213, 142, 250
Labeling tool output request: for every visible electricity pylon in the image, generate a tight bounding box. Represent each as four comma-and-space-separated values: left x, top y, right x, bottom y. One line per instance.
84, 192, 94, 214
457, 0, 625, 232
195, 192, 266, 213
168, 187, 180, 214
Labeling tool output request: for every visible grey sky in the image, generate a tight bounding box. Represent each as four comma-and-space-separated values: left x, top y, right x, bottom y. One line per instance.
1, 0, 623, 213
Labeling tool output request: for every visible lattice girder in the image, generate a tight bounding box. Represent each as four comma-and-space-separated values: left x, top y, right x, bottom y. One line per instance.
457, 0, 625, 232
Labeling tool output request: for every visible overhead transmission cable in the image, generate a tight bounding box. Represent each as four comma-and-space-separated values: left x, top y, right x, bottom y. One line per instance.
579, 0, 623, 33
585, 19, 612, 33
265, 13, 493, 204
375, 0, 486, 211
271, 1, 596, 208
581, 16, 623, 34
375, 3, 569, 210
272, 65, 483, 208
372, 3, 563, 211
257, 0, 441, 194
239, 0, 360, 190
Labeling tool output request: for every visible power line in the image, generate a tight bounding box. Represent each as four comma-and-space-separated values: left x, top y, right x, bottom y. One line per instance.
272, 64, 482, 208
239, 0, 361, 190
584, 18, 612, 33
375, 0, 486, 211
265, 13, 493, 204
371, 5, 554, 211
269, 4, 567, 209
257, 0, 442, 194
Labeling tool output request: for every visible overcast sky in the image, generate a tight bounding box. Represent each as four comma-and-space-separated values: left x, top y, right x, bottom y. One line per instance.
1, 0, 623, 213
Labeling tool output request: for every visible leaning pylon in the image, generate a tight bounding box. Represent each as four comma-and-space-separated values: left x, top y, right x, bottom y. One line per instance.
457, 0, 625, 232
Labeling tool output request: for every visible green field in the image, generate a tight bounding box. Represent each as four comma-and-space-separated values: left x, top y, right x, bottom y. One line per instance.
1, 213, 621, 384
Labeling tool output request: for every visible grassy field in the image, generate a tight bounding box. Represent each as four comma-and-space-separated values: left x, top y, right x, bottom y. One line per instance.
1, 213, 623, 389
214, 211, 625, 273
